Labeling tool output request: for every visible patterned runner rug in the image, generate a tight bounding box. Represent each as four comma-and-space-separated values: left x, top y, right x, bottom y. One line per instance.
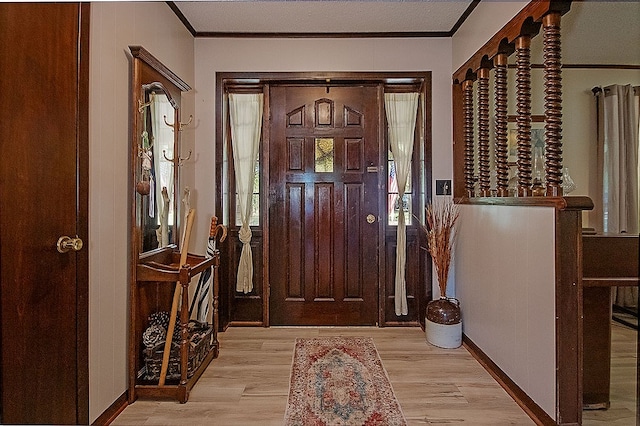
284, 336, 407, 426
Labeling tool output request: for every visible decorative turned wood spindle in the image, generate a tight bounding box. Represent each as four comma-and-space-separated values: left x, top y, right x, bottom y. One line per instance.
494, 53, 509, 196
515, 35, 533, 197
477, 68, 491, 197
543, 12, 564, 196
463, 79, 475, 197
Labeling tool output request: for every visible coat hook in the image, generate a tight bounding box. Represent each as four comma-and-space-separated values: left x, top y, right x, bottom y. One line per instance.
138, 99, 151, 113
138, 92, 155, 113
179, 115, 193, 130
325, 78, 330, 94
164, 115, 193, 131
163, 149, 192, 166
162, 150, 174, 162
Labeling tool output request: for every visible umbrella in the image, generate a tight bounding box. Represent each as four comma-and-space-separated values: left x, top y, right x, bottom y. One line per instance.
190, 216, 226, 323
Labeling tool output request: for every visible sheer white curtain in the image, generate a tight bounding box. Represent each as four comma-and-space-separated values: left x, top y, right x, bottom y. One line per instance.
229, 93, 263, 294
595, 84, 639, 307
151, 93, 176, 247
385, 92, 419, 316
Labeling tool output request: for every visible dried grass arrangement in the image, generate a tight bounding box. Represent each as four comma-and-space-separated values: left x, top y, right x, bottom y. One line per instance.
425, 198, 460, 298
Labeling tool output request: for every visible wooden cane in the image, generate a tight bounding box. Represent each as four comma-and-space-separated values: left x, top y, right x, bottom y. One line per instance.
159, 208, 195, 386
212, 215, 228, 244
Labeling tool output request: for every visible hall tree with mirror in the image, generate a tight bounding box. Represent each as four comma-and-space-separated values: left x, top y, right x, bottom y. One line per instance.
127, 46, 221, 403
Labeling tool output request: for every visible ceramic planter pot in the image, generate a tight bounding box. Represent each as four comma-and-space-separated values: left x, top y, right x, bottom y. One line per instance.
425, 297, 462, 349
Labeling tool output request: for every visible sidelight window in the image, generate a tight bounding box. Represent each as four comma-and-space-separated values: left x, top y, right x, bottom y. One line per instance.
387, 150, 412, 226
235, 158, 260, 226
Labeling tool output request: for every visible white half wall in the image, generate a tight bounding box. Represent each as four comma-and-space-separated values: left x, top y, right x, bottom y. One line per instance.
455, 204, 557, 419
89, 2, 194, 422
192, 37, 453, 251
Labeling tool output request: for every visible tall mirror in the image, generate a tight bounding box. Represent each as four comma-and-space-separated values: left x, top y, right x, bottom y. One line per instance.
137, 84, 177, 251
129, 46, 191, 256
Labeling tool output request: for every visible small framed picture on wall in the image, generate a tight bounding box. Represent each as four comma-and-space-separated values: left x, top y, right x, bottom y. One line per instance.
507, 115, 545, 164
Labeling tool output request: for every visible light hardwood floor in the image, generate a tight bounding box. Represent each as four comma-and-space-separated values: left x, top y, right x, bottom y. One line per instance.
583, 322, 637, 425
113, 324, 637, 425
113, 327, 535, 425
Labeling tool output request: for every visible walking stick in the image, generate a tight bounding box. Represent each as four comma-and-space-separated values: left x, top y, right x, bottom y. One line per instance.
159, 208, 195, 386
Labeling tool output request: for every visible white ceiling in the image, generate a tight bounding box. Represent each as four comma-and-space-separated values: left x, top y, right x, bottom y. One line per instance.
555, 1, 640, 65
171, 1, 640, 65
172, 0, 475, 35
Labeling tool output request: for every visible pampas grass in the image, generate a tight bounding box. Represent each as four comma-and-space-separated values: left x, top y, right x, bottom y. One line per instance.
425, 199, 459, 298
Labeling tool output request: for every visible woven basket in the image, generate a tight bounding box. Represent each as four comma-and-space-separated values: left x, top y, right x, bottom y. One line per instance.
144, 323, 213, 381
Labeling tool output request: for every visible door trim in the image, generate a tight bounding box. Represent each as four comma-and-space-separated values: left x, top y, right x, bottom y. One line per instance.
77, 3, 90, 423
215, 72, 432, 328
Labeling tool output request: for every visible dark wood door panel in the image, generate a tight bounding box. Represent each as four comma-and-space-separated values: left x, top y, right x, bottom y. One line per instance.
384, 232, 424, 324
283, 183, 305, 299
344, 182, 365, 299
270, 86, 379, 325
281, 182, 369, 302
311, 182, 338, 301
0, 3, 88, 424
227, 231, 264, 324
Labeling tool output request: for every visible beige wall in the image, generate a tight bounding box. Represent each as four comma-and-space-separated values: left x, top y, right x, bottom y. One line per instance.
551, 69, 640, 228
505, 68, 640, 227
455, 204, 557, 419
452, 1, 528, 72
88, 2, 194, 422
192, 37, 453, 250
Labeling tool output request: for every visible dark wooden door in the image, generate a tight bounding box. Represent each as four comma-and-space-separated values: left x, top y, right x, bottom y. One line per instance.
269, 86, 381, 325
0, 3, 89, 424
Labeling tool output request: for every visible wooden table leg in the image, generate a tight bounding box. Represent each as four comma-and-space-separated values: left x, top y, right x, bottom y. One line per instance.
583, 286, 612, 409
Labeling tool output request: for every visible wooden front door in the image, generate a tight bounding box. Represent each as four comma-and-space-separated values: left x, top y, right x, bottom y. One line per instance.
0, 3, 89, 424
269, 85, 381, 325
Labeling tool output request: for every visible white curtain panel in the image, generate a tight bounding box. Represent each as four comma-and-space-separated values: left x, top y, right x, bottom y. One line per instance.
596, 84, 639, 307
151, 93, 176, 222
150, 93, 176, 248
229, 93, 263, 294
385, 92, 419, 316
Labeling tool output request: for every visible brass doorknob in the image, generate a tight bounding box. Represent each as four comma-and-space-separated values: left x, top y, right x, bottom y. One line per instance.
57, 235, 83, 253
366, 214, 376, 224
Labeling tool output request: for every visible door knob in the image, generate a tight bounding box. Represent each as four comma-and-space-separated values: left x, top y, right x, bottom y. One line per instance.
366, 214, 376, 224
57, 235, 83, 253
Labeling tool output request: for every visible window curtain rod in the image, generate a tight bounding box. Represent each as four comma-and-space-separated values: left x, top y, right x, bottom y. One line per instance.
592, 85, 640, 96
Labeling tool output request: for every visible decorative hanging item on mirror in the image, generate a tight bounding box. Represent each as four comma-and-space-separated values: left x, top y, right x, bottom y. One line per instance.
136, 97, 154, 197
136, 144, 153, 196
423, 198, 462, 349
